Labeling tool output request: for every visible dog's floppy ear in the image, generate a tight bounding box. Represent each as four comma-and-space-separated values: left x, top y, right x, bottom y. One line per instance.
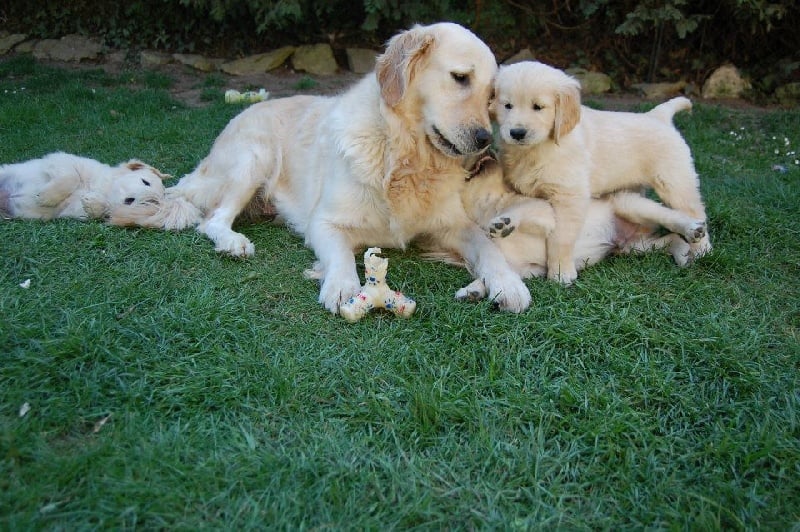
553, 80, 581, 144
375, 25, 435, 107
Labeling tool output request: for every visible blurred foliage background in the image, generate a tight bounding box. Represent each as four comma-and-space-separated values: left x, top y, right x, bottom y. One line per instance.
3, 1, 798, 91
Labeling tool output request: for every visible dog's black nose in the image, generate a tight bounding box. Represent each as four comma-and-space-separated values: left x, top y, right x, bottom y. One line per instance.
474, 127, 492, 149
510, 128, 527, 141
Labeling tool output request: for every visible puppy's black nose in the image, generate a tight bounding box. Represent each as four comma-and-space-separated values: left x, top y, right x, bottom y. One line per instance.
474, 127, 492, 149
510, 128, 527, 141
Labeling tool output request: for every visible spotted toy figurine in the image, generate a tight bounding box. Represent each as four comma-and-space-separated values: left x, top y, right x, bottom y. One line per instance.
339, 248, 416, 323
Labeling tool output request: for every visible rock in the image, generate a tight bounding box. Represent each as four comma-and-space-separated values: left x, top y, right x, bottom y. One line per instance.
220, 46, 295, 76
503, 48, 535, 65
702, 64, 751, 99
173, 53, 220, 72
566, 68, 612, 94
0, 33, 28, 55
140, 51, 172, 66
775, 82, 800, 104
105, 50, 128, 64
346, 48, 377, 74
292, 43, 338, 76
32, 34, 103, 62
631, 80, 687, 99
14, 40, 37, 54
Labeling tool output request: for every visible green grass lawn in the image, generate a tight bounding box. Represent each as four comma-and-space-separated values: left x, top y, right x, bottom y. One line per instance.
1, 55, 799, 529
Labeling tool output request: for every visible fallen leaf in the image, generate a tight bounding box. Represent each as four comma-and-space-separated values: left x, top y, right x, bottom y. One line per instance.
93, 413, 112, 433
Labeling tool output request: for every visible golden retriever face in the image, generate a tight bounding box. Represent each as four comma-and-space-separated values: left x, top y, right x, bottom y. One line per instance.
491, 61, 582, 146
376, 22, 497, 158
108, 160, 168, 209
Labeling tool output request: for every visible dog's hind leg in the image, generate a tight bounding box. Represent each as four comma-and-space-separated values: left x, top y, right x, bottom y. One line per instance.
194, 158, 265, 257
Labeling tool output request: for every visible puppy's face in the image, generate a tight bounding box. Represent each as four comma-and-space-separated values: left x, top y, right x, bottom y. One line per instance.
109, 160, 168, 209
491, 62, 581, 147
376, 23, 497, 158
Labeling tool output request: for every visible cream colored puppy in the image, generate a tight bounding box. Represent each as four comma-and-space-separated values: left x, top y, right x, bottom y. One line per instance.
491, 61, 712, 284
425, 160, 708, 300
0, 152, 167, 224
124, 23, 531, 314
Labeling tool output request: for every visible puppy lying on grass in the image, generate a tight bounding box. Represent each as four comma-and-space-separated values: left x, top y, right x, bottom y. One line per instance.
0, 152, 169, 224
491, 61, 712, 285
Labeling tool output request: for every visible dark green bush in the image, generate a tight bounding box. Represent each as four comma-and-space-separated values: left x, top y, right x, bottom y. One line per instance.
3, 0, 798, 86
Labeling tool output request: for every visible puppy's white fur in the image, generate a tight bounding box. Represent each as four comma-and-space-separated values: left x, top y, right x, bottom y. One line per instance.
0, 152, 167, 224
124, 23, 531, 313
428, 162, 707, 300
492, 61, 712, 284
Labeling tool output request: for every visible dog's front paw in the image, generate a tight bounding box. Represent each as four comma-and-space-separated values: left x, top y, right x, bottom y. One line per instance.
486, 273, 530, 313
214, 233, 255, 257
487, 215, 516, 239
319, 274, 362, 314
455, 279, 488, 302
548, 264, 578, 285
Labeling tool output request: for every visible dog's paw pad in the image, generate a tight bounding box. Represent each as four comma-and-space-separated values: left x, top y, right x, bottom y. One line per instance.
487, 216, 515, 239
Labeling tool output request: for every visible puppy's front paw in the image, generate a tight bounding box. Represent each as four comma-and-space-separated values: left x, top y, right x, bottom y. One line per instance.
487, 215, 516, 239
214, 233, 255, 257
319, 273, 361, 314
81, 192, 110, 219
455, 279, 487, 302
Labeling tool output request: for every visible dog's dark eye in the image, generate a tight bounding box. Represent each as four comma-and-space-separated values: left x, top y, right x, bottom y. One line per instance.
532, 103, 543, 111
504, 102, 513, 110
451, 72, 469, 86
124, 197, 135, 205
141, 179, 151, 186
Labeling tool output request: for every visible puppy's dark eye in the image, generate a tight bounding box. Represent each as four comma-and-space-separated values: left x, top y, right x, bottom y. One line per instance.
451, 72, 469, 86
141, 179, 151, 186
504, 102, 513, 110
124, 197, 135, 205
532, 103, 543, 111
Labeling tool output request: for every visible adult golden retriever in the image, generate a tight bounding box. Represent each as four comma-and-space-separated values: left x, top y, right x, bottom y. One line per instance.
491, 61, 712, 284
128, 23, 531, 313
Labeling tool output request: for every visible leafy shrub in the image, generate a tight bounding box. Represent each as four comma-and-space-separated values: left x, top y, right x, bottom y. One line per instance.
2, 0, 798, 87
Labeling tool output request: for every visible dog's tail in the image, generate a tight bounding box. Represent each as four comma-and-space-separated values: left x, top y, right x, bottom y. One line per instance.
647, 96, 692, 124
109, 191, 203, 230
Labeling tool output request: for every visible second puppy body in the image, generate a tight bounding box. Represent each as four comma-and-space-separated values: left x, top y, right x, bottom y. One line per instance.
491, 61, 712, 284
440, 161, 708, 301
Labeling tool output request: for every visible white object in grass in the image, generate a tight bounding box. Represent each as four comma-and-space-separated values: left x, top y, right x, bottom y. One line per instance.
339, 248, 416, 323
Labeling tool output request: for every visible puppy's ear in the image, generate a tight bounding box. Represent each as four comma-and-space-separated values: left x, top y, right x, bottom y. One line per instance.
553, 80, 581, 144
375, 25, 435, 107
124, 160, 172, 180
125, 160, 147, 171
488, 86, 498, 118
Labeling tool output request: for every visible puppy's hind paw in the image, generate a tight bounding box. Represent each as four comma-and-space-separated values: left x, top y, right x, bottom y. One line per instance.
487, 216, 515, 239
683, 220, 707, 243
455, 279, 487, 302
